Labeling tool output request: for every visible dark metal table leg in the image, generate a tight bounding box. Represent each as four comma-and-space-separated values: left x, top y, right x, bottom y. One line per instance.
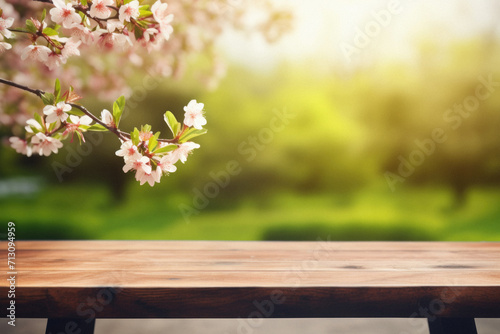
45, 318, 96, 334
428, 317, 477, 334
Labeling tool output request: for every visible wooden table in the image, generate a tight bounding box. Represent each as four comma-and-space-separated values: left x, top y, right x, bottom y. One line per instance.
1, 241, 499, 334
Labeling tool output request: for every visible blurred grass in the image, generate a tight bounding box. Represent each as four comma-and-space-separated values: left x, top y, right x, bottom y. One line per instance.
1, 182, 499, 241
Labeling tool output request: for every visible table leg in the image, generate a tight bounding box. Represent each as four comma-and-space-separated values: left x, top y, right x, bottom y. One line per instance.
45, 318, 96, 334
428, 317, 477, 334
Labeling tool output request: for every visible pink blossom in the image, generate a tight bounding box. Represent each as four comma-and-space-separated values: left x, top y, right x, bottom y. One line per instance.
89, 0, 114, 20
47, 52, 65, 70
115, 140, 138, 162
100, 109, 115, 127
25, 118, 43, 133
119, 0, 140, 23
157, 152, 177, 173
135, 167, 161, 186
183, 99, 206, 129
20, 45, 51, 62
9, 137, 32, 157
0, 41, 12, 53
171, 141, 200, 163
106, 19, 124, 33
139, 130, 153, 142
61, 37, 81, 59
96, 31, 132, 50
31, 133, 63, 156
151, 0, 173, 40
0, 17, 14, 39
68, 25, 94, 45
123, 154, 152, 174
43, 101, 71, 124
63, 115, 92, 141
141, 28, 158, 43
49, 0, 81, 29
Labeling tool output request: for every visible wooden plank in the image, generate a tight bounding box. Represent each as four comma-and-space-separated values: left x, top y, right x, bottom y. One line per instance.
10, 259, 500, 271
0, 241, 499, 319
7, 249, 500, 263
7, 270, 500, 287
10, 287, 500, 319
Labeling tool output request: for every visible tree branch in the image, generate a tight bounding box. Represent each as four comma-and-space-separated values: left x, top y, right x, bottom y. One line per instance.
0, 77, 128, 141
0, 78, 45, 98
0, 77, 180, 145
69, 103, 128, 141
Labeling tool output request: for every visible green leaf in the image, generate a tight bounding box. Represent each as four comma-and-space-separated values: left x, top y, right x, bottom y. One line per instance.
47, 121, 57, 132
153, 144, 177, 155
148, 136, 158, 152
43, 27, 59, 36
112, 96, 126, 127
148, 131, 161, 152
134, 27, 143, 40
66, 108, 84, 116
54, 79, 61, 101
179, 128, 207, 143
80, 0, 88, 6
25, 20, 37, 33
51, 39, 63, 49
164, 111, 181, 137
87, 124, 108, 132
41, 93, 55, 106
140, 124, 152, 134
41, 9, 47, 22
139, 7, 152, 17
75, 131, 84, 145
34, 112, 43, 125
131, 127, 140, 145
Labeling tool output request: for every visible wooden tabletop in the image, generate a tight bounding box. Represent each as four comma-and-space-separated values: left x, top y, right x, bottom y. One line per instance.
1, 241, 499, 319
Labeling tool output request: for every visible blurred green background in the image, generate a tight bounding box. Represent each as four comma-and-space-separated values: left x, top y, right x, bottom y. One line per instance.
1, 0, 500, 241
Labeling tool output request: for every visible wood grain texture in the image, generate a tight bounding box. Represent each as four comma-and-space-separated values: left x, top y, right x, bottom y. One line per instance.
1, 241, 499, 319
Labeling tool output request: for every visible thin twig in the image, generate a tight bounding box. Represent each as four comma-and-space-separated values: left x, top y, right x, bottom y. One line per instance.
0, 77, 126, 140
0, 78, 45, 98
70, 103, 127, 141
0, 77, 180, 145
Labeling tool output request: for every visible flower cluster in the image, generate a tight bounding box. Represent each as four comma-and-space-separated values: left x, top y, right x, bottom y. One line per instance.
8, 80, 93, 157
7, 78, 207, 186
1, 0, 289, 186
115, 99, 206, 186
0, 14, 14, 52
0, 0, 291, 132
3, 0, 174, 70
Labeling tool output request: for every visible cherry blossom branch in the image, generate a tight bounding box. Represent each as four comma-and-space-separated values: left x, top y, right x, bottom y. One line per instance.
0, 78, 45, 98
68, 103, 128, 141
0, 77, 128, 141
46, 122, 66, 136
0, 77, 184, 145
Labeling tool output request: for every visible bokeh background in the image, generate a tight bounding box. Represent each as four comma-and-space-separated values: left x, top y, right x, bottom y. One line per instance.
1, 0, 500, 242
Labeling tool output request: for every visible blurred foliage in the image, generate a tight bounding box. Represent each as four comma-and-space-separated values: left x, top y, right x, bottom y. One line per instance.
1, 183, 500, 241
1, 34, 500, 241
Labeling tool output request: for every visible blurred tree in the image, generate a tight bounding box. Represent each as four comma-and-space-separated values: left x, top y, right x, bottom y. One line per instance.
358, 39, 500, 206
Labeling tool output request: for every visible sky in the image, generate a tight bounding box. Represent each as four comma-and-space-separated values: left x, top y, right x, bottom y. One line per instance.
217, 0, 500, 70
